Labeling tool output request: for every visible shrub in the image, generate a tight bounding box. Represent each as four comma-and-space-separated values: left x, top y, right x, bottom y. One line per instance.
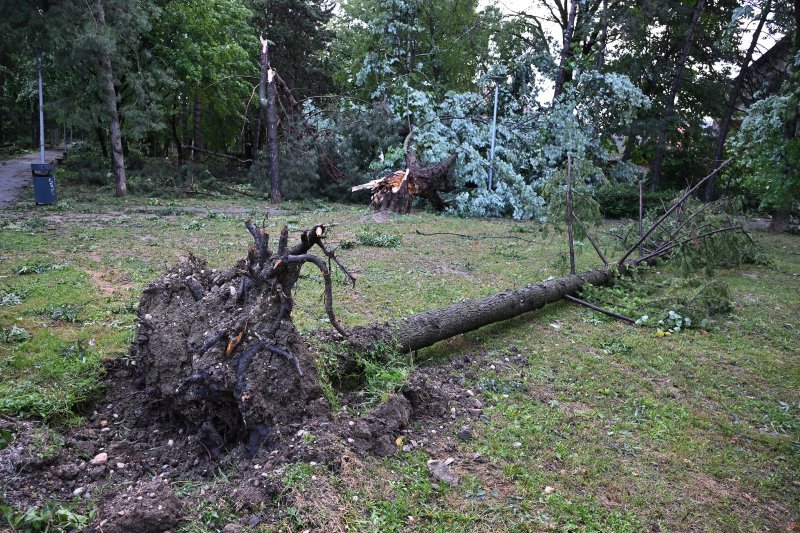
594, 183, 677, 219
356, 229, 401, 248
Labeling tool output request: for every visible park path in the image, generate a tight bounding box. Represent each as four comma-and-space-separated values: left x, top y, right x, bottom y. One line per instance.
0, 149, 64, 209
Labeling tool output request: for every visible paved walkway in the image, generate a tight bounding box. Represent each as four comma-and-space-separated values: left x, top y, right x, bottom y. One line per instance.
0, 149, 64, 209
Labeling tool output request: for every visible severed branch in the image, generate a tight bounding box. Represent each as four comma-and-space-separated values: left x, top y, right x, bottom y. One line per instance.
634, 226, 748, 265
618, 159, 733, 266
563, 294, 636, 324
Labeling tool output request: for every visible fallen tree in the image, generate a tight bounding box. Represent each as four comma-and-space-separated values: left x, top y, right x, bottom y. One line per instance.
129, 160, 754, 457
352, 128, 457, 214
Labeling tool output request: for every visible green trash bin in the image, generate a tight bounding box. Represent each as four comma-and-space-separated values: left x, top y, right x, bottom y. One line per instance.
31, 163, 57, 205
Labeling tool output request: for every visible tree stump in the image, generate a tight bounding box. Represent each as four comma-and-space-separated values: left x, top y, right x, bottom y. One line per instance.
352, 132, 457, 215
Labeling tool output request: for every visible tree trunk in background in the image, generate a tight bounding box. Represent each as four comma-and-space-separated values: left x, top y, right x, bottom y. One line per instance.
704, 0, 771, 202
95, 0, 126, 197
181, 104, 190, 163
171, 114, 183, 162
553, 0, 578, 100
192, 94, 201, 161
650, 0, 705, 191
259, 36, 281, 204
252, 106, 263, 160
95, 126, 107, 159
595, 0, 608, 71
769, 0, 800, 231
31, 106, 36, 149
768, 208, 791, 232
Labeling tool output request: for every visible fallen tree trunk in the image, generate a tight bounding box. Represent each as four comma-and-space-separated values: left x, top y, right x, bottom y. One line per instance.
130, 186, 748, 456
130, 222, 614, 457
347, 268, 613, 355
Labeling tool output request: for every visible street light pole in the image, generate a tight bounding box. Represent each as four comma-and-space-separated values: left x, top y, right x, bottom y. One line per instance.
37, 56, 45, 164
487, 78, 500, 190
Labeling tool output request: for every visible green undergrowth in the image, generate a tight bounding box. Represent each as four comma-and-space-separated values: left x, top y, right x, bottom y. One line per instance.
314, 336, 410, 411
0, 188, 797, 530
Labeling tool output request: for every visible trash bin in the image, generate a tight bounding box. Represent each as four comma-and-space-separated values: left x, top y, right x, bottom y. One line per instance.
31, 163, 57, 205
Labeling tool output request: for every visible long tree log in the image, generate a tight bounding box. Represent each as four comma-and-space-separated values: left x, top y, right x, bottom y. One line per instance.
388, 267, 612, 353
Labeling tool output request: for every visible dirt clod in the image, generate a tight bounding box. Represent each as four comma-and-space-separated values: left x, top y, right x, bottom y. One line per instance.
98, 479, 182, 533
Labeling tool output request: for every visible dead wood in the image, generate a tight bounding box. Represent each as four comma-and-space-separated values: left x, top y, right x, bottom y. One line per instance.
188, 146, 253, 164
352, 128, 457, 215
563, 294, 636, 324
618, 159, 733, 265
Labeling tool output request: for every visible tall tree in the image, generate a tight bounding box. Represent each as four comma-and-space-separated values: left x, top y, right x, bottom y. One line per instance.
553, 0, 578, 99
259, 35, 281, 203
704, 0, 772, 201
94, 0, 127, 196
650, 0, 705, 191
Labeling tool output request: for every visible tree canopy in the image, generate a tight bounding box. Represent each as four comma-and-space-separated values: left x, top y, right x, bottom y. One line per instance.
0, 0, 796, 224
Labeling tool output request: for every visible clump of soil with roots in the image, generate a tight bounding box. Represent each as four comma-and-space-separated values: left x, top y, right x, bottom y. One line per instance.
131, 223, 346, 459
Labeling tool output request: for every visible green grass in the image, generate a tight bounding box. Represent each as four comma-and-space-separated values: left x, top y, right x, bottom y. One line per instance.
0, 186, 798, 530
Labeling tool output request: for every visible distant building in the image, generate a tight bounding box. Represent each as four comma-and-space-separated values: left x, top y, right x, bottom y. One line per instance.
738, 36, 793, 109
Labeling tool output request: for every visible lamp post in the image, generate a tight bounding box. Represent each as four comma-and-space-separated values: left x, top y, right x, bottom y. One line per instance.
37, 56, 45, 164
487, 75, 503, 190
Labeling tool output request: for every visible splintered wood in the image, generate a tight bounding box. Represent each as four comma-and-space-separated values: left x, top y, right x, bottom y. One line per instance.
351, 169, 411, 193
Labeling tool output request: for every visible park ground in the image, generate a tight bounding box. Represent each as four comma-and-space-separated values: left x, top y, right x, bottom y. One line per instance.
0, 173, 798, 531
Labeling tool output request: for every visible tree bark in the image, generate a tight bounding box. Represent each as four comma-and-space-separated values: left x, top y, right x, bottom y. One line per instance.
595, 0, 608, 72
346, 267, 613, 356
704, 0, 771, 202
259, 36, 281, 204
554, 0, 578, 100
192, 93, 202, 161
650, 0, 705, 191
95, 0, 126, 197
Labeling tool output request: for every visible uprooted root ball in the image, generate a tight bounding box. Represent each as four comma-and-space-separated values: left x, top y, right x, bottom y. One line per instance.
130, 223, 347, 458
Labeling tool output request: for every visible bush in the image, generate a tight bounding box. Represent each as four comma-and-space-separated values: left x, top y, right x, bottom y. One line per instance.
595, 183, 677, 219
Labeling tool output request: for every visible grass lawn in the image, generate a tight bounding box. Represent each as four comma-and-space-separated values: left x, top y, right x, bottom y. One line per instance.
0, 181, 798, 531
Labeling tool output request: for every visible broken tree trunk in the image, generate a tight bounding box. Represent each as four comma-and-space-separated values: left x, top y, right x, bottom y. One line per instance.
352, 129, 457, 214
259, 35, 281, 204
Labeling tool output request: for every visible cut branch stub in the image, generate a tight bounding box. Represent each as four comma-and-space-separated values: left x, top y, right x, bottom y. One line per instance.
130, 222, 347, 458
